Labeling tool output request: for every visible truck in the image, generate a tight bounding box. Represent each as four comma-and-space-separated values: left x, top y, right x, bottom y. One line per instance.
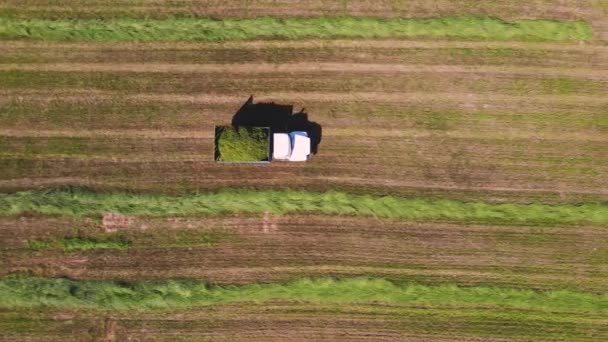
214, 126, 312, 163
272, 131, 312, 162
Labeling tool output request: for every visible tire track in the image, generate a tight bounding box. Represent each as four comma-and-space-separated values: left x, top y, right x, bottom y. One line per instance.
2, 39, 607, 51
3, 90, 608, 107
2, 62, 606, 79
1, 127, 606, 142
1, 173, 606, 197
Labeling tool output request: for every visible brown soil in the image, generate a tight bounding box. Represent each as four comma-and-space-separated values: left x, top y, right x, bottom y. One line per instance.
2, 215, 606, 292
2, 63, 607, 79
3, 39, 607, 52
1, 303, 605, 341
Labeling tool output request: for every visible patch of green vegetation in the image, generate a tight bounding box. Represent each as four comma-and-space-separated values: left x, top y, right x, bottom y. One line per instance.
1, 188, 607, 226
0, 276, 606, 311
0, 98, 214, 129
150, 230, 229, 248
0, 45, 593, 68
474, 111, 608, 132
0, 16, 592, 42
3, 70, 606, 99
0, 135, 210, 161
0, 70, 136, 91
0, 312, 64, 335
28, 234, 131, 252
0, 70, 276, 93
2, 98, 605, 134
0, 158, 43, 180
541, 78, 578, 95
508, 77, 607, 96
215, 126, 269, 162
595, 113, 608, 129
415, 112, 458, 130
446, 47, 521, 60
1, 137, 90, 157
27, 229, 229, 252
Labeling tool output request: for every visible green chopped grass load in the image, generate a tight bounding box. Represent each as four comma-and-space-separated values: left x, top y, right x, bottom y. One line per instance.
215, 126, 269, 162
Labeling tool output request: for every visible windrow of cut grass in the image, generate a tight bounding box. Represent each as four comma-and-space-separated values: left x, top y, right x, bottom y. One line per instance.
0, 16, 592, 42
0, 0, 596, 20
1, 276, 607, 312
0, 0, 598, 23
1, 188, 607, 226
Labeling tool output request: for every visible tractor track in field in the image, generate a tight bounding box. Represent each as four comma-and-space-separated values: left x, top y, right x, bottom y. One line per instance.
1, 173, 606, 199
2, 62, 607, 79
1, 127, 607, 142
3, 39, 607, 52
4, 90, 608, 107
3, 41, 607, 72
3, 302, 592, 341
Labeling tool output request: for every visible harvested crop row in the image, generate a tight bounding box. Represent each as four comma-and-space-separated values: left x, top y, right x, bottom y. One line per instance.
2, 215, 607, 291
1, 159, 605, 203
2, 42, 607, 68
1, 49, 603, 199
2, 70, 606, 96
4, 39, 607, 53
1, 129, 606, 201
2, 302, 607, 341
0, 136, 214, 160
2, 91, 607, 132
1, 134, 606, 190
2, 131, 606, 164
5, 63, 608, 79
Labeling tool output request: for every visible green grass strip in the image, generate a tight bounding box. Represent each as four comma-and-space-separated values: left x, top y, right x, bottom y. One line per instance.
26, 230, 228, 252
1, 276, 606, 311
1, 188, 607, 226
0, 16, 592, 42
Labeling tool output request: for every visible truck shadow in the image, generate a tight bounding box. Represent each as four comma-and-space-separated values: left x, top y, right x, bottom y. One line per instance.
232, 95, 322, 154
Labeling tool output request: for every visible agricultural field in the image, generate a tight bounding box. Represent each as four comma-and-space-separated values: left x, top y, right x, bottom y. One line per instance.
0, 0, 607, 340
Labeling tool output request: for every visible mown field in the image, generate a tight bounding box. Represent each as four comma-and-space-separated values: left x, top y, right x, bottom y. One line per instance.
1, 0, 607, 341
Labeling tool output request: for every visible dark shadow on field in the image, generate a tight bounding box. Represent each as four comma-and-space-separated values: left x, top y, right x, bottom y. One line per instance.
232, 95, 322, 154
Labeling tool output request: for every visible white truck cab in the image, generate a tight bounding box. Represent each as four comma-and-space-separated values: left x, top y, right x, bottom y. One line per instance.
272, 131, 311, 161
